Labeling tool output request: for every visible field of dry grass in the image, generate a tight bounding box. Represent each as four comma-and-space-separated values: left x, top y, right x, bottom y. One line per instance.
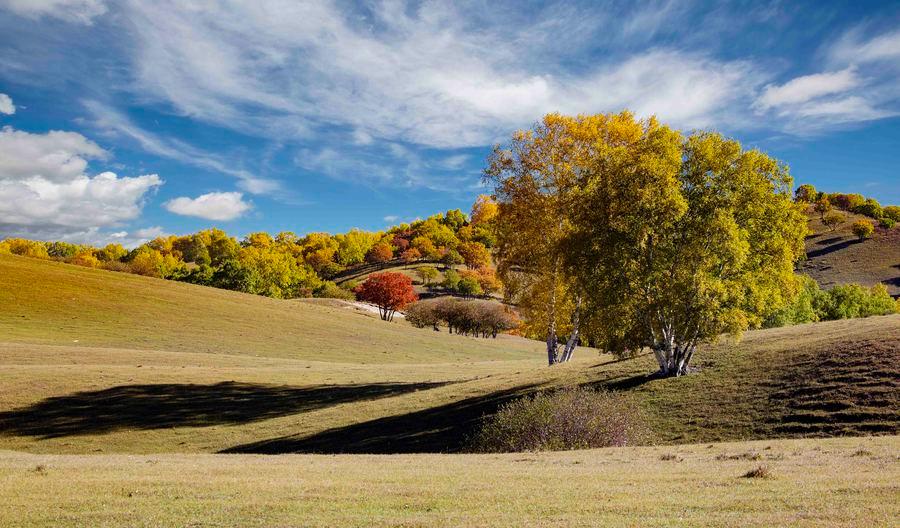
1, 436, 897, 527
802, 210, 900, 296
1, 253, 898, 526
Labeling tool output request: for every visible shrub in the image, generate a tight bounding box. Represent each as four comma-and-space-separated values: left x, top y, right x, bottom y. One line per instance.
457, 275, 483, 297
313, 281, 354, 301
824, 283, 898, 320
794, 184, 816, 203
405, 300, 441, 330
471, 387, 651, 452
442, 268, 460, 291
405, 298, 519, 337
879, 217, 895, 229
852, 198, 883, 220
851, 220, 874, 240
415, 265, 439, 286
883, 205, 900, 222
0, 238, 50, 259
822, 210, 845, 231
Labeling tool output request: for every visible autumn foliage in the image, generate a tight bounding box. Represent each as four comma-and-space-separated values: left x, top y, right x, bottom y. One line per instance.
353, 272, 418, 321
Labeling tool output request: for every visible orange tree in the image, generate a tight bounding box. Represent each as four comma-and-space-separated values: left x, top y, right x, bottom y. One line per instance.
353, 272, 418, 321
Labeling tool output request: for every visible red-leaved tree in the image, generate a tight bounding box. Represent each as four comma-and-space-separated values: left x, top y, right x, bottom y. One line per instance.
353, 272, 418, 321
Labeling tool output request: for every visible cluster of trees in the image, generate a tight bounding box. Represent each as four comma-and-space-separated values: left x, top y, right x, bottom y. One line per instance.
765, 276, 898, 327
487, 112, 810, 374
0, 195, 502, 301
405, 297, 519, 338
796, 184, 899, 232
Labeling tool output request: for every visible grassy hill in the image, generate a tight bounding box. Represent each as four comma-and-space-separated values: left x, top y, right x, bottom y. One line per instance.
0, 253, 539, 363
1, 253, 897, 456
802, 211, 900, 296
1, 251, 898, 526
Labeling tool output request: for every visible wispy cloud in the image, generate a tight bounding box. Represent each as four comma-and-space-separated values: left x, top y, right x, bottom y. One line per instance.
85, 100, 280, 194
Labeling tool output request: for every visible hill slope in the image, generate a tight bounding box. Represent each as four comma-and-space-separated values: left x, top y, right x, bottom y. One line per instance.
802, 211, 900, 296
0, 253, 541, 363
1, 254, 897, 455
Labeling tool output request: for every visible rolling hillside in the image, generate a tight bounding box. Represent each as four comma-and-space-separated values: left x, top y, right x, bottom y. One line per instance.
802, 211, 900, 296
1, 253, 897, 456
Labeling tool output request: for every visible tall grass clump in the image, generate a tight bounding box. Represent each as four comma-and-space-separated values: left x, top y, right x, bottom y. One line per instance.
471, 387, 650, 452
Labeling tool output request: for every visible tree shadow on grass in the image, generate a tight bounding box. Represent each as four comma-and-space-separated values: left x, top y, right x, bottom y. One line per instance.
0, 381, 450, 439
222, 383, 542, 454
806, 239, 861, 259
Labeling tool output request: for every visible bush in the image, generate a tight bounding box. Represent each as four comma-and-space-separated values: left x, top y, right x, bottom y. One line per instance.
442, 268, 460, 291
852, 198, 883, 220
313, 281, 354, 300
471, 387, 651, 452
457, 276, 483, 297
405, 297, 519, 337
824, 283, 898, 320
879, 217, 895, 229
884, 205, 900, 223
822, 210, 845, 231
851, 220, 874, 240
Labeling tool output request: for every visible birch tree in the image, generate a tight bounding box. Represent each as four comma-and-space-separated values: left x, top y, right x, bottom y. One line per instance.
565, 120, 807, 376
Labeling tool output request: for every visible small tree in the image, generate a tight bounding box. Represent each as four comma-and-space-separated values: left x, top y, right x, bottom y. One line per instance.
441, 249, 464, 268
353, 272, 418, 321
415, 265, 439, 286
813, 195, 831, 219
822, 210, 845, 232
458, 241, 491, 270
400, 247, 422, 263
442, 268, 461, 291
365, 242, 393, 264
794, 184, 817, 203
851, 220, 874, 241
458, 276, 483, 297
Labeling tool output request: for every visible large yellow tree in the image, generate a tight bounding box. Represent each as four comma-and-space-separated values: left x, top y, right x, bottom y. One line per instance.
488, 112, 807, 374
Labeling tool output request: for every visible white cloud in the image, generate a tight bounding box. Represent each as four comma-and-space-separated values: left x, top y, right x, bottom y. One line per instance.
756, 68, 860, 109
120, 1, 763, 150
829, 28, 900, 65
0, 126, 161, 241
0, 0, 107, 24
0, 93, 14, 115
383, 215, 399, 223
0, 126, 107, 182
86, 100, 280, 195
163, 192, 251, 221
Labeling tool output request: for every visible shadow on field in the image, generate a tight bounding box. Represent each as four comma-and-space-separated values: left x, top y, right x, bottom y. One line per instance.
806, 238, 861, 259
222, 384, 541, 454
0, 381, 449, 439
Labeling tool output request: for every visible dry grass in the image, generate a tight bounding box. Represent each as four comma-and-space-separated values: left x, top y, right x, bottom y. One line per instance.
0, 254, 540, 363
0, 436, 897, 527
802, 210, 900, 295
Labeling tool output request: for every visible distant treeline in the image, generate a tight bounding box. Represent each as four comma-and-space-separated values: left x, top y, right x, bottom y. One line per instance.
0, 196, 500, 300
795, 184, 900, 228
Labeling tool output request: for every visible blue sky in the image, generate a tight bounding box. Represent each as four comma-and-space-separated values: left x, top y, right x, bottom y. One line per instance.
0, 0, 898, 246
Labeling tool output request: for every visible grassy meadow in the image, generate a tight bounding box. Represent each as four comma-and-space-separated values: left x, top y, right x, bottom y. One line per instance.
1, 253, 898, 526
1, 436, 897, 527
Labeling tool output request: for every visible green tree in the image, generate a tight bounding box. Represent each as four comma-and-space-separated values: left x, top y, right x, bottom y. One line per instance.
563, 116, 807, 376
415, 265, 439, 286
442, 268, 461, 291
458, 276, 483, 297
